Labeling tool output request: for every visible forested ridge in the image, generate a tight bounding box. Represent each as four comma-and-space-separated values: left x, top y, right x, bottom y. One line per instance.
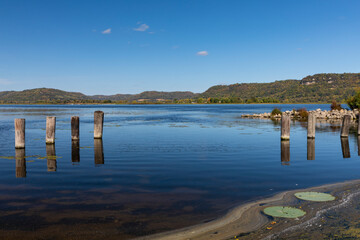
1, 73, 359, 104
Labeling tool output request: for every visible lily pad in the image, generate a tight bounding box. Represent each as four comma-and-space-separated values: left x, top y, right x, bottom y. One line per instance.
295, 192, 335, 202
263, 206, 306, 218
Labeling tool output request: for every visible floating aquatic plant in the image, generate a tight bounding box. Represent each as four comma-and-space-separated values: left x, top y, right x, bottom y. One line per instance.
295, 192, 335, 202
263, 206, 306, 218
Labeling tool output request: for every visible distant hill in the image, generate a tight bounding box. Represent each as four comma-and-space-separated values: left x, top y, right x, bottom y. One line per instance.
201, 73, 360, 103
0, 73, 359, 104
92, 91, 198, 101
0, 88, 88, 103
0, 88, 198, 104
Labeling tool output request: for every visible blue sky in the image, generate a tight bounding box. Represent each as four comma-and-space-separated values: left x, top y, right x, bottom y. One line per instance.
0, 0, 359, 95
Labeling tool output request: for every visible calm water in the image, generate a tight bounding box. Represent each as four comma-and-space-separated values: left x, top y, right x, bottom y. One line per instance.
0, 104, 359, 239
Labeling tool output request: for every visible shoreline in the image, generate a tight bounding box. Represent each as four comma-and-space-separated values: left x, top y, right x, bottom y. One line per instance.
0, 103, 335, 106
136, 179, 360, 240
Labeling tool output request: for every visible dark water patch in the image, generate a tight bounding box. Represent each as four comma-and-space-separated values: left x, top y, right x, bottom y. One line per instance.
0, 213, 48, 231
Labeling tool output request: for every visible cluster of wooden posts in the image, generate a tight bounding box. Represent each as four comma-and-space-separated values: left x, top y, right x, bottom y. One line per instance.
12, 110, 360, 176
14, 111, 105, 148
13, 111, 105, 178
280, 113, 358, 164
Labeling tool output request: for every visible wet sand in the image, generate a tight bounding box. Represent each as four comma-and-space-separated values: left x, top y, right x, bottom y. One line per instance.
137, 179, 360, 240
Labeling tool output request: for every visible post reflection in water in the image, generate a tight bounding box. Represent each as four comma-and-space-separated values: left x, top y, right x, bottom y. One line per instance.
15, 148, 26, 178
94, 139, 104, 165
281, 141, 290, 165
46, 144, 57, 171
341, 137, 350, 159
358, 136, 360, 156
71, 141, 80, 163
307, 138, 315, 160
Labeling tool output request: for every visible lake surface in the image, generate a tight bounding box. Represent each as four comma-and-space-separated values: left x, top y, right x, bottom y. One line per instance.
0, 104, 359, 239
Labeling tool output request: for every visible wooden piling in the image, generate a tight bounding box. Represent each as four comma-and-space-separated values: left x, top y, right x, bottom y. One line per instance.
46, 144, 57, 171
71, 116, 80, 141
15, 148, 26, 178
94, 139, 104, 165
15, 118, 25, 149
94, 111, 104, 139
71, 140, 80, 163
307, 113, 316, 139
341, 137, 350, 158
358, 113, 360, 135
46, 116, 56, 144
340, 115, 351, 138
281, 114, 290, 140
307, 138, 315, 160
281, 140, 290, 165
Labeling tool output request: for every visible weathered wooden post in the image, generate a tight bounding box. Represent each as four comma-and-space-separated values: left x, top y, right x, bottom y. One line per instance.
71, 116, 80, 141
281, 114, 290, 140
307, 138, 315, 160
307, 113, 316, 139
15, 119, 25, 149
46, 144, 57, 172
94, 111, 104, 139
94, 139, 104, 165
358, 113, 360, 135
15, 148, 26, 178
46, 116, 56, 144
341, 137, 350, 158
71, 140, 80, 163
340, 115, 351, 138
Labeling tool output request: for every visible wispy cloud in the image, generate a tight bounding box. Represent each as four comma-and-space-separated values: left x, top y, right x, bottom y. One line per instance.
196, 51, 208, 56
134, 23, 149, 32
0, 78, 13, 85
102, 28, 111, 34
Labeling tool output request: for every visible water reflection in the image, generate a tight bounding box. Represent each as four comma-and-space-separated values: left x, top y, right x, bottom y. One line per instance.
46, 144, 57, 171
281, 141, 290, 165
72, 141, 80, 163
307, 139, 315, 160
15, 148, 26, 178
94, 139, 104, 165
358, 136, 360, 156
341, 137, 350, 159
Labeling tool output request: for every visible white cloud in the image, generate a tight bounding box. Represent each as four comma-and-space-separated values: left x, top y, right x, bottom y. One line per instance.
196, 51, 208, 56
0, 79, 13, 85
134, 23, 149, 32
102, 28, 111, 34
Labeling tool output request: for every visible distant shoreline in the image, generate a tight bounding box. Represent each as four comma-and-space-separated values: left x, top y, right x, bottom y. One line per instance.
0, 102, 334, 105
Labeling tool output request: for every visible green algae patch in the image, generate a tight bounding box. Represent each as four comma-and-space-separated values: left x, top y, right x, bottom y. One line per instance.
0, 156, 15, 159
295, 192, 335, 202
263, 206, 306, 218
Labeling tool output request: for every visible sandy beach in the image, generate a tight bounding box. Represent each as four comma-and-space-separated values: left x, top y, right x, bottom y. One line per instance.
136, 179, 360, 240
